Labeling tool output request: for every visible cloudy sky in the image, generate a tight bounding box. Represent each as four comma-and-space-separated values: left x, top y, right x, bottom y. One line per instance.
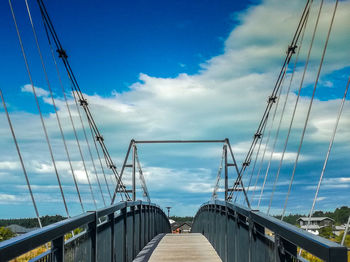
0, 0, 349, 220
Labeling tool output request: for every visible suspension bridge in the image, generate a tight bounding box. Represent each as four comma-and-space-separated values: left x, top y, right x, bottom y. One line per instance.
0, 0, 349, 261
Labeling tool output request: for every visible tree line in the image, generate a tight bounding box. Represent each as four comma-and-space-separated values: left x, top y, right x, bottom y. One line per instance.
0, 215, 66, 229
274, 206, 350, 226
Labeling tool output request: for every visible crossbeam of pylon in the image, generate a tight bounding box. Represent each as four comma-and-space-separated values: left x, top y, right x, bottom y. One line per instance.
111, 138, 250, 206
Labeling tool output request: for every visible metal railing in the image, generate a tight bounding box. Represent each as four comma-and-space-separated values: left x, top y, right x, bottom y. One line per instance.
0, 201, 170, 262
192, 200, 348, 262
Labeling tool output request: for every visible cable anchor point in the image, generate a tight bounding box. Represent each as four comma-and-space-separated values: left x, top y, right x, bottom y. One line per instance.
268, 95, 277, 104
109, 164, 116, 169
287, 44, 297, 55
243, 161, 250, 167
96, 135, 104, 142
79, 98, 88, 107
56, 48, 68, 59
254, 132, 262, 139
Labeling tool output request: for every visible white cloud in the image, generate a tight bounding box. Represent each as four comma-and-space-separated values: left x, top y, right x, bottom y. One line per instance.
316, 196, 327, 201
0, 161, 20, 170
21, 84, 49, 97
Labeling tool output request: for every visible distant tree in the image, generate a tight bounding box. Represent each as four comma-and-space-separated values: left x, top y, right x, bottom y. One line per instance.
319, 226, 334, 239
312, 211, 325, 217
272, 207, 350, 227
0, 215, 66, 229
0, 227, 15, 242
333, 206, 350, 225
274, 214, 302, 226
169, 216, 193, 223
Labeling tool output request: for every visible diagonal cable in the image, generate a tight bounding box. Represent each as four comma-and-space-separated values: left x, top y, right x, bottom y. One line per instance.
257, 71, 286, 209
10, 0, 70, 218
251, 112, 275, 206
246, 119, 268, 197
35, 0, 130, 202
212, 147, 225, 200
282, 0, 337, 219
24, 0, 85, 214
235, 123, 268, 204
87, 119, 113, 201
0, 88, 43, 228
72, 90, 106, 206
304, 44, 347, 240
266, 12, 309, 215
271, 0, 321, 218
228, 0, 312, 201
134, 148, 150, 202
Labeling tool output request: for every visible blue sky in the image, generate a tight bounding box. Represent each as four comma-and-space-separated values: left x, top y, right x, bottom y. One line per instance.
0, 0, 350, 220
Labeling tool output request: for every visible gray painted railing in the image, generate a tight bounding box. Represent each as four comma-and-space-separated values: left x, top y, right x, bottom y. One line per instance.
0, 201, 171, 262
192, 200, 348, 262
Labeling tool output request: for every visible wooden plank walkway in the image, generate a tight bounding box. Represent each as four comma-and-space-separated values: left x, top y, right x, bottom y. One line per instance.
147, 233, 222, 262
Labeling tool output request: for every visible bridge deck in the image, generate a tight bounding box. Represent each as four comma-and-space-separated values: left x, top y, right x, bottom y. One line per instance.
147, 233, 221, 262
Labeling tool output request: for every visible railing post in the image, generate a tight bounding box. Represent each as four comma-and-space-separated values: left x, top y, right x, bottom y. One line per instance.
213, 204, 217, 249
248, 216, 253, 262
224, 205, 228, 262
108, 212, 115, 262
155, 208, 159, 235
144, 205, 148, 244
122, 206, 127, 262
88, 212, 97, 262
138, 204, 142, 251
52, 235, 64, 262
131, 206, 135, 260
147, 205, 150, 243
274, 235, 296, 262
274, 235, 280, 262
234, 211, 238, 262
151, 206, 155, 238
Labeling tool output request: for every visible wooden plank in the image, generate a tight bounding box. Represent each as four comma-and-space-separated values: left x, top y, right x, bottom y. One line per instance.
147, 233, 222, 262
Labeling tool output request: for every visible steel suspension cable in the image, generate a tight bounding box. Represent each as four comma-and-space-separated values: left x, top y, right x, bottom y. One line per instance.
72, 90, 106, 206
246, 125, 266, 194
212, 147, 225, 200
233, 120, 266, 204
35, 0, 130, 202
134, 148, 150, 202
0, 88, 43, 228
66, 96, 98, 210
42, 22, 90, 213
24, 0, 86, 214
252, 103, 280, 207
281, 0, 338, 220
257, 71, 286, 209
305, 67, 348, 238
40, 22, 99, 211
228, 0, 312, 200
87, 119, 112, 200
9, 0, 70, 218
250, 116, 270, 204
245, 116, 269, 201
266, 15, 308, 215
269, 0, 320, 217
235, 123, 268, 204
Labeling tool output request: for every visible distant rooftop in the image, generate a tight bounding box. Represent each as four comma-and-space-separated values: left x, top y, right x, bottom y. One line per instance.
297, 217, 334, 222
301, 225, 323, 230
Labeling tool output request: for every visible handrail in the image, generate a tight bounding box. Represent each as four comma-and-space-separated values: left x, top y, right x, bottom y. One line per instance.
193, 200, 348, 262
0, 201, 170, 261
